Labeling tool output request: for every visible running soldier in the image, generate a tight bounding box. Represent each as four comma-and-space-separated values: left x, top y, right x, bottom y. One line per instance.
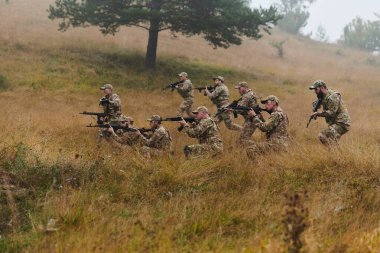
246, 95, 289, 160
234, 81, 261, 145
175, 72, 195, 117
136, 115, 172, 158
309, 80, 351, 146
178, 106, 223, 158
204, 76, 242, 131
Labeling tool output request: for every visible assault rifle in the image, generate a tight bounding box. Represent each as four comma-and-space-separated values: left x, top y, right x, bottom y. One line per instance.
306, 98, 323, 128
215, 98, 242, 117
161, 117, 197, 131
86, 124, 153, 135
227, 105, 269, 117
162, 80, 185, 91
80, 111, 107, 124
99, 97, 110, 106
194, 86, 215, 95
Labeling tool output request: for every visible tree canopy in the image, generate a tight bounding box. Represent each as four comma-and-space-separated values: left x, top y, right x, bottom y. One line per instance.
48, 0, 281, 68
276, 0, 315, 35
340, 15, 380, 51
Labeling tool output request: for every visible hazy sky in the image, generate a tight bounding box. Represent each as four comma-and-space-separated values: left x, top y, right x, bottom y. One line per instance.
251, 0, 380, 42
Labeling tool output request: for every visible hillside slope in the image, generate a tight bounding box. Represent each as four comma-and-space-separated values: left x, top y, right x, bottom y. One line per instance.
0, 1, 380, 252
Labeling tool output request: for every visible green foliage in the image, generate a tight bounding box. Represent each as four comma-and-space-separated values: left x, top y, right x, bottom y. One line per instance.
48, 0, 281, 68
0, 74, 10, 90
276, 0, 315, 34
340, 15, 380, 51
270, 40, 287, 58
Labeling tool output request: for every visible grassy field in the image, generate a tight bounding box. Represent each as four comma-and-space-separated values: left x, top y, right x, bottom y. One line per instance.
1, 0, 380, 252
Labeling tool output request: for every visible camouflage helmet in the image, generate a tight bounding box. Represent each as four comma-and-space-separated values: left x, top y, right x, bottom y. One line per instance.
234, 81, 249, 89
261, 95, 280, 105
147, 115, 162, 122
192, 106, 209, 115
100, 83, 113, 90
309, 80, 327, 90
213, 76, 224, 83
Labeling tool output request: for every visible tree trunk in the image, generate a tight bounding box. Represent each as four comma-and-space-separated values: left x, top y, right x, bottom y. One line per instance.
145, 20, 159, 69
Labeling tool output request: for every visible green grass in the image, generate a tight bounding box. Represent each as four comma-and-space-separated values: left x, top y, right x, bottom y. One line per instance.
0, 38, 257, 92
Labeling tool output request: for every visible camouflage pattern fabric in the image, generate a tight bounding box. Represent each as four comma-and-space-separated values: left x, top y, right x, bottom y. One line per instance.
111, 129, 142, 149
207, 84, 230, 108
184, 117, 223, 158
238, 90, 260, 144
317, 89, 350, 146
178, 97, 194, 117
101, 93, 122, 121
214, 111, 242, 131
319, 123, 349, 146
246, 107, 289, 159
139, 125, 171, 158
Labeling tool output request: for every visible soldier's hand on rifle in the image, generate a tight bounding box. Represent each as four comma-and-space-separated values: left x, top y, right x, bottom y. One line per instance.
311, 112, 318, 119
107, 126, 117, 136
135, 130, 142, 136
248, 109, 256, 117
178, 118, 187, 126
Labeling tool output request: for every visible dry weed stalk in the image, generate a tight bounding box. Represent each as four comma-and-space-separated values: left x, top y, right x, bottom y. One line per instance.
282, 191, 309, 253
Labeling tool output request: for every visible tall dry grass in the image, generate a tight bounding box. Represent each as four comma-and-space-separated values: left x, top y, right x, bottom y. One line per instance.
1, 0, 380, 252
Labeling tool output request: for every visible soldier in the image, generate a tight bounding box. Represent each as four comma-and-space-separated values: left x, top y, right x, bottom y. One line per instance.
136, 115, 172, 158
234, 81, 261, 145
204, 76, 242, 131
107, 115, 142, 149
246, 95, 289, 160
175, 72, 195, 117
99, 83, 122, 124
178, 106, 223, 158
309, 80, 351, 146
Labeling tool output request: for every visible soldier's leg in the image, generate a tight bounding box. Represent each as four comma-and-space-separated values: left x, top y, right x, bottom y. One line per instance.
239, 119, 256, 145
246, 142, 272, 160
184, 98, 195, 118
221, 111, 242, 131
184, 144, 213, 158
177, 101, 187, 117
319, 124, 349, 146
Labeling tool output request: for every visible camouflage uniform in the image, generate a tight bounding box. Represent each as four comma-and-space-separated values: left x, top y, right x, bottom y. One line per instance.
183, 107, 223, 158
176, 79, 194, 117
246, 96, 289, 159
207, 77, 241, 131
110, 117, 142, 150
140, 125, 172, 158
309, 80, 351, 146
101, 93, 122, 123
238, 89, 261, 145
317, 90, 351, 146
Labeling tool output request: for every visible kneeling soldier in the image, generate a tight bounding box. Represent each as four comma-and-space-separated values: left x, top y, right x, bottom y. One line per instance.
136, 115, 172, 158
178, 106, 223, 158
246, 95, 289, 160
108, 115, 142, 149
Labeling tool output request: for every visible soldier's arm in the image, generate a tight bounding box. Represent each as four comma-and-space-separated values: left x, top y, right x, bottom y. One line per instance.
109, 94, 121, 107
318, 94, 340, 118
177, 80, 192, 92
142, 129, 164, 147
185, 121, 209, 138
253, 112, 280, 132
206, 86, 219, 99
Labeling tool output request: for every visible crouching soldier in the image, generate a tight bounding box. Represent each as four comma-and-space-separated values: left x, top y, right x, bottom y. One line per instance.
136, 115, 172, 158
246, 95, 289, 160
107, 115, 142, 149
178, 106, 223, 158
